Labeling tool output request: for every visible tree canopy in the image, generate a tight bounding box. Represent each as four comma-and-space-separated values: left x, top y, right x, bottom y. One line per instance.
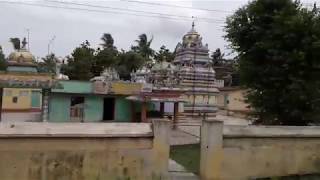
154, 45, 175, 62
37, 53, 57, 74
115, 51, 145, 80
62, 33, 161, 80
100, 33, 116, 50
61, 40, 95, 80
93, 34, 119, 77
0, 46, 7, 70
225, 0, 320, 125
131, 34, 154, 61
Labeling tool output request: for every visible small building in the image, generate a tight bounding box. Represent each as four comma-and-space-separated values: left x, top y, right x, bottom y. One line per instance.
49, 80, 155, 122
1, 40, 43, 112
0, 38, 59, 122
2, 88, 42, 112
217, 87, 251, 117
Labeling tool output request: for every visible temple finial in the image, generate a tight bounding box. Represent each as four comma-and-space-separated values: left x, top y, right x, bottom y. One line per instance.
191, 16, 196, 31
21, 37, 27, 49
191, 16, 195, 30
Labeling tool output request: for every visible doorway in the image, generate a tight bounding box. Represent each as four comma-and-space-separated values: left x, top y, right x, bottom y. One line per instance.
70, 96, 85, 122
103, 98, 115, 120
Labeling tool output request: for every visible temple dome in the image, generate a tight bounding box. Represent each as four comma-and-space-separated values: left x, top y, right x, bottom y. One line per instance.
181, 22, 203, 48
8, 48, 35, 65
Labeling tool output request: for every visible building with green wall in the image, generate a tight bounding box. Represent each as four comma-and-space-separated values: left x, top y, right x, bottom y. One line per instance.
49, 80, 154, 122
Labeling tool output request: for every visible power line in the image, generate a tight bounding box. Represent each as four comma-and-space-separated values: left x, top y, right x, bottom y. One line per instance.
121, 0, 233, 13
0, 1, 226, 25
46, 0, 226, 23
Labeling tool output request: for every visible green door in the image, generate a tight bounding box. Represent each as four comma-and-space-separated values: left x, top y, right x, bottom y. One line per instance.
31, 91, 41, 108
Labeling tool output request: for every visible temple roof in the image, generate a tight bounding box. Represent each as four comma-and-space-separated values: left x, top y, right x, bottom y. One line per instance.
151, 61, 176, 71
174, 22, 210, 66
7, 48, 36, 66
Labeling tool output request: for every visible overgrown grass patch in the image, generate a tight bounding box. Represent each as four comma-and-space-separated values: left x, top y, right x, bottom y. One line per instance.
170, 143, 200, 174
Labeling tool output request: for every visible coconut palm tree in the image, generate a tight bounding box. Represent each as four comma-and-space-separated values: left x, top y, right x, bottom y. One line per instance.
100, 33, 115, 50
131, 34, 154, 61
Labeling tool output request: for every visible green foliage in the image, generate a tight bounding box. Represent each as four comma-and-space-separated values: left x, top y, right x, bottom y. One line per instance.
170, 144, 200, 174
131, 34, 154, 61
61, 40, 95, 80
0, 46, 7, 71
92, 34, 119, 77
154, 45, 175, 62
115, 51, 145, 80
225, 0, 320, 125
100, 33, 116, 50
37, 53, 57, 74
9, 38, 20, 50
61, 33, 159, 81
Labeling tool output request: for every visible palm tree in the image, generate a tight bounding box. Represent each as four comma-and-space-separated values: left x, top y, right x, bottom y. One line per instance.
10, 38, 20, 50
132, 34, 154, 60
101, 33, 115, 49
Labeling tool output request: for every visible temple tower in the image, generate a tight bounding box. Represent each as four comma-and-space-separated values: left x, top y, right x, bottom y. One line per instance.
173, 22, 219, 118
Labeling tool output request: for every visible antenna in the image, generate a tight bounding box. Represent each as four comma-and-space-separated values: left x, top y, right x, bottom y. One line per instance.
48, 35, 56, 55
25, 28, 30, 51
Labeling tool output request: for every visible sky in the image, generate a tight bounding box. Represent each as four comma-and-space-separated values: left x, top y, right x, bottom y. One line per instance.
0, 0, 317, 60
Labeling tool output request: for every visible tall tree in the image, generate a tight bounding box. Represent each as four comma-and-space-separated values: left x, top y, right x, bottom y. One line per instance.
225, 0, 320, 125
37, 53, 57, 74
100, 33, 115, 49
154, 45, 175, 62
115, 51, 145, 80
61, 40, 95, 80
92, 33, 119, 76
131, 34, 154, 61
0, 46, 7, 70
9, 38, 20, 50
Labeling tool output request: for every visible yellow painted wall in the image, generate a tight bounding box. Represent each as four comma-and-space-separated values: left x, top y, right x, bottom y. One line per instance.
0, 121, 170, 180
111, 82, 142, 95
219, 138, 320, 179
2, 88, 41, 110
200, 121, 320, 180
218, 89, 250, 112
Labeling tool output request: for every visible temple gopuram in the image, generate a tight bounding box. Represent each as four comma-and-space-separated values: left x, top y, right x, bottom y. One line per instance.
173, 23, 221, 119
131, 23, 222, 123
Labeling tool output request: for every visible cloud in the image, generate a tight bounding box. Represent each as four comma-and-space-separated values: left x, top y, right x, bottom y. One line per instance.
0, 0, 248, 58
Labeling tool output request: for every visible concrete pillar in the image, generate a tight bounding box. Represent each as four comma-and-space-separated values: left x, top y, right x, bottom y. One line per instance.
141, 101, 147, 123
200, 119, 223, 180
160, 102, 164, 117
173, 102, 179, 129
41, 89, 50, 122
152, 119, 171, 179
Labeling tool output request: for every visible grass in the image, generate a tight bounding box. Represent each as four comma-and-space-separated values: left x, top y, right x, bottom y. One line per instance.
170, 143, 200, 174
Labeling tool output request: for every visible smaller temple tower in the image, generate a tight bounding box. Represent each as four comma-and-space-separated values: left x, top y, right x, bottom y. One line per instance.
7, 38, 37, 73
0, 38, 59, 122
